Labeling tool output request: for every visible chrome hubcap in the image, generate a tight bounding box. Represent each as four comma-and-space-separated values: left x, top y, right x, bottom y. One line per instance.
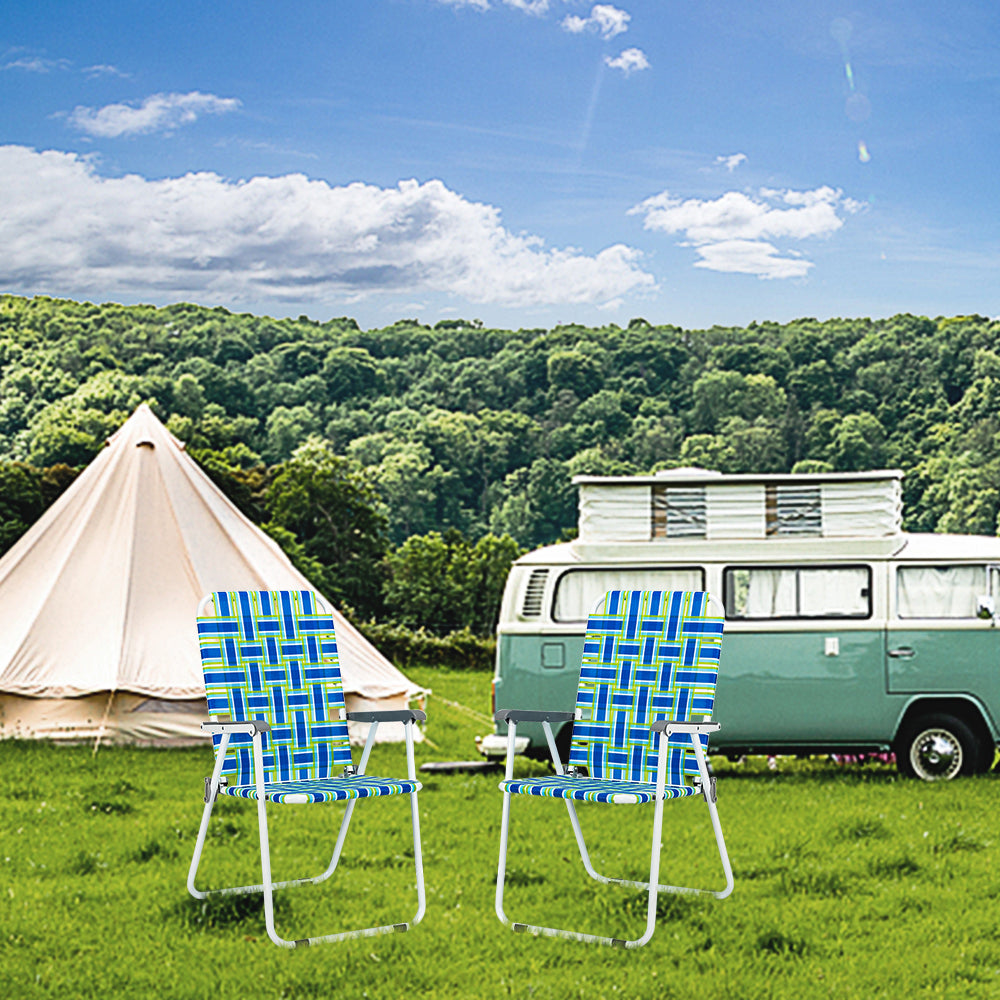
911, 729, 962, 780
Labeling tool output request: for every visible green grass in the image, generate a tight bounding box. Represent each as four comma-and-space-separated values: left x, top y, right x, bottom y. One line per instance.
2, 667, 1000, 999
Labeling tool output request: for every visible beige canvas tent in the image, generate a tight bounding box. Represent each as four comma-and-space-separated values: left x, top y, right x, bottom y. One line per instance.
0, 405, 423, 744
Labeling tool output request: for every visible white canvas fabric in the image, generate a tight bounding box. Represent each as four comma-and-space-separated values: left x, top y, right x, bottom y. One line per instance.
0, 405, 422, 742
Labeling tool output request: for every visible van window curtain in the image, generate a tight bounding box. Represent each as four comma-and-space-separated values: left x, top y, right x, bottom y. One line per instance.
731, 566, 869, 618
553, 569, 704, 622
897, 565, 984, 618
799, 568, 869, 616
746, 569, 797, 616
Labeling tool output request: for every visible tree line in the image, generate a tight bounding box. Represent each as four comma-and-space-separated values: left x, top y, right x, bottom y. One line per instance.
1, 294, 999, 640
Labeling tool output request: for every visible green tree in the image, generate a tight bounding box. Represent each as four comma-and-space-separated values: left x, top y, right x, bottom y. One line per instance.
264, 438, 387, 617
490, 458, 576, 548
382, 530, 523, 635
263, 405, 319, 464
547, 350, 602, 400
382, 531, 462, 633
0, 462, 44, 553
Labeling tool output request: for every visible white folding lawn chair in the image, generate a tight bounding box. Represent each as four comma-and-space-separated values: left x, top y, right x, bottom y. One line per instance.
494, 589, 733, 948
187, 589, 425, 947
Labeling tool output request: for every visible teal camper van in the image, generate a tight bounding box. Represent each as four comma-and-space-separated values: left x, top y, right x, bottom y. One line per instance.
482, 469, 1000, 781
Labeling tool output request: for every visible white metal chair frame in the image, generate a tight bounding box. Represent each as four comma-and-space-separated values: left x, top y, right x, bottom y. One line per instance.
186, 594, 426, 948
495, 715, 733, 947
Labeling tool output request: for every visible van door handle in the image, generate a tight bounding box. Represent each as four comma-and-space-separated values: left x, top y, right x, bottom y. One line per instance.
888, 647, 916, 659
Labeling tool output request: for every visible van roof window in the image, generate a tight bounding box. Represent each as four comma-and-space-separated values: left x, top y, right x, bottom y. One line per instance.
766, 485, 821, 537
653, 485, 706, 539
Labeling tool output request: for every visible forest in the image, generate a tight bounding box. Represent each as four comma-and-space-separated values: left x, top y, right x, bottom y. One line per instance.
1, 294, 998, 656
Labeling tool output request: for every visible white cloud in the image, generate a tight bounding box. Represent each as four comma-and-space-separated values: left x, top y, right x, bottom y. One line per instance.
0, 145, 654, 308
631, 186, 856, 279
605, 47, 649, 74
2, 56, 69, 73
434, 0, 551, 10
82, 64, 131, 79
715, 152, 747, 173
503, 0, 551, 13
562, 4, 630, 39
691, 241, 812, 279
67, 91, 240, 138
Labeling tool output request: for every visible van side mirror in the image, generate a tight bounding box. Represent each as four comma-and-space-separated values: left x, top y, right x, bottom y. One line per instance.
976, 595, 995, 622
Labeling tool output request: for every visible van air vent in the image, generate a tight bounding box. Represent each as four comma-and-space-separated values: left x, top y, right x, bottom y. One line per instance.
521, 569, 549, 618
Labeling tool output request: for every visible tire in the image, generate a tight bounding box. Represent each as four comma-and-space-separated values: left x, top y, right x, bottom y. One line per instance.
894, 713, 982, 781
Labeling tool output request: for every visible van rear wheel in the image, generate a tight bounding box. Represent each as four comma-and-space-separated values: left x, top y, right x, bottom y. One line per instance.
894, 713, 981, 781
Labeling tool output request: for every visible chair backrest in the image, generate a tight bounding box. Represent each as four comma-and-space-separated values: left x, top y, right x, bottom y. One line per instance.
197, 590, 353, 786
568, 590, 724, 786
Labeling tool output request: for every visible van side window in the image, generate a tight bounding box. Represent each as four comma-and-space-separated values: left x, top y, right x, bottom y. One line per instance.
724, 566, 871, 619
552, 568, 705, 623
896, 565, 997, 618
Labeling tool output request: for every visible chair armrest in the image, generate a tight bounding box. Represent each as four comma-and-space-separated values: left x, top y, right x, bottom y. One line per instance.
201, 720, 271, 736
651, 721, 720, 736
494, 709, 575, 724
346, 709, 427, 723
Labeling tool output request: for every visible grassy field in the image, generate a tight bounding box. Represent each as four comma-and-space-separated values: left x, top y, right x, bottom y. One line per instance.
2, 666, 999, 999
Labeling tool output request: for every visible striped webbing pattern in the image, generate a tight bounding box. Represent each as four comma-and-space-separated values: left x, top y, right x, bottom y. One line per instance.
220, 775, 421, 804
568, 590, 724, 787
197, 591, 353, 788
499, 776, 697, 805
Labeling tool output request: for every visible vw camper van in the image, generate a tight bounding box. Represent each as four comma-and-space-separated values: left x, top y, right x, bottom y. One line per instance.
482, 469, 1000, 781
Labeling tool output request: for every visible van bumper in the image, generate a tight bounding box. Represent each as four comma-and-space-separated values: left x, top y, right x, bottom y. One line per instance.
476, 732, 529, 758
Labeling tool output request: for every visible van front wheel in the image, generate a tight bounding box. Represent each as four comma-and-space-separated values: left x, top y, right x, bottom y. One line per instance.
894, 713, 981, 781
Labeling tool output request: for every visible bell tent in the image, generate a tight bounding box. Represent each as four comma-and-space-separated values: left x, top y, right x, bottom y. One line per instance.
0, 405, 422, 744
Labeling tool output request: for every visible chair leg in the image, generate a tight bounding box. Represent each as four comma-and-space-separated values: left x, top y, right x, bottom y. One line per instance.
255, 792, 426, 948
564, 796, 733, 899
496, 791, 665, 948
187, 791, 341, 901
191, 723, 425, 946
255, 719, 426, 947
186, 793, 217, 900
497, 794, 731, 948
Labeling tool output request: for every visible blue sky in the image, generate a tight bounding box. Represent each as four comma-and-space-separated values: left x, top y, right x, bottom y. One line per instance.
1, 0, 998, 330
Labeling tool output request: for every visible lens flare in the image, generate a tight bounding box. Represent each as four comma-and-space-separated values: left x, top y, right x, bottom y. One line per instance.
858, 140, 871, 163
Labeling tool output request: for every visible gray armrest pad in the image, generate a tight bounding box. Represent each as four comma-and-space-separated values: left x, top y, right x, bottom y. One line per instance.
650, 721, 721, 735
201, 719, 271, 736
346, 709, 427, 723
494, 709, 575, 724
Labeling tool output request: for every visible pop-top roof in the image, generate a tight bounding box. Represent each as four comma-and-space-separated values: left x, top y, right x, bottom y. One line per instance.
574, 468, 904, 544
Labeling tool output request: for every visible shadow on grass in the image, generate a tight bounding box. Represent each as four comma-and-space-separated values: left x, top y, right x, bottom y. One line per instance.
85, 800, 134, 815
713, 762, 901, 786
68, 850, 108, 875
354, 847, 414, 870
835, 818, 891, 842
171, 891, 290, 932
620, 888, 707, 924
756, 929, 810, 957
505, 868, 546, 887
130, 839, 178, 863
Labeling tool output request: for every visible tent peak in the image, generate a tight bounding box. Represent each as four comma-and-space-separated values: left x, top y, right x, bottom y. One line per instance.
105, 404, 186, 453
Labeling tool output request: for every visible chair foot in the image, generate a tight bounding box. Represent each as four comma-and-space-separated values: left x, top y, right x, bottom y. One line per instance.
503, 919, 650, 948
272, 919, 417, 947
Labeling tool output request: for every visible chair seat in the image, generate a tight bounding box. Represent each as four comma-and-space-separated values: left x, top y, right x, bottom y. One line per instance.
500, 776, 698, 804
220, 774, 421, 804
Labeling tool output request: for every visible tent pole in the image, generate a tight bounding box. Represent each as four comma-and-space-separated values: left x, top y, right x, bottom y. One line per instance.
92, 690, 115, 757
